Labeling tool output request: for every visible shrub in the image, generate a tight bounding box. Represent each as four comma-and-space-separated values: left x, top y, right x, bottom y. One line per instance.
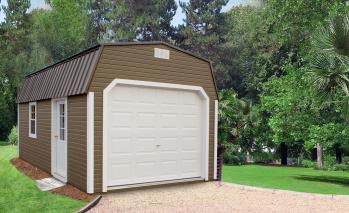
223, 151, 246, 165
7, 126, 18, 145
300, 159, 316, 168
342, 156, 349, 165
323, 156, 337, 170
252, 151, 276, 164
332, 164, 349, 171
223, 143, 246, 165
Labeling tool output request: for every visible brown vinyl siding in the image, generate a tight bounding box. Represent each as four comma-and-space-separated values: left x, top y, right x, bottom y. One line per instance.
89, 44, 218, 192
19, 100, 51, 173
67, 95, 87, 191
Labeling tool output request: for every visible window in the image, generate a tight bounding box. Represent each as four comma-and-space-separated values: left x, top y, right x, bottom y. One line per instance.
59, 103, 65, 141
29, 102, 37, 138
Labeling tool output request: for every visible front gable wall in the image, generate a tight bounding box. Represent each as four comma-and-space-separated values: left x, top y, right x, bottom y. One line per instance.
89, 44, 218, 192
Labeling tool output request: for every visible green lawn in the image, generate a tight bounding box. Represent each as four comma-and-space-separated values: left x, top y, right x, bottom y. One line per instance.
223, 164, 349, 195
0, 145, 85, 213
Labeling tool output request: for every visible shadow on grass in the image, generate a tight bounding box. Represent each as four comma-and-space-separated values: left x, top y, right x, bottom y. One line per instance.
0, 142, 10, 146
294, 175, 349, 187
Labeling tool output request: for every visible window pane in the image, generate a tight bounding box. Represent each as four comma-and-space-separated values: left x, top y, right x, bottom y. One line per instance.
31, 105, 36, 119
60, 129, 65, 140
60, 117, 65, 128
31, 120, 35, 134
60, 104, 64, 116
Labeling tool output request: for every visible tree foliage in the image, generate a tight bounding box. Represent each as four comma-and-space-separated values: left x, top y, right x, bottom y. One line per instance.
0, 0, 348, 166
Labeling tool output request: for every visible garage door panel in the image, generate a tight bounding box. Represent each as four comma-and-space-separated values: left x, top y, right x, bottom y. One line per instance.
111, 112, 133, 127
158, 160, 178, 176
111, 128, 133, 138
110, 138, 132, 154
158, 137, 177, 151
134, 138, 156, 153
109, 164, 132, 181
107, 84, 205, 187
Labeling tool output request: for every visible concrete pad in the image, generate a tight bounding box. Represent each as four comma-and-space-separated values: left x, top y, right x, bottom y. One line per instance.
36, 177, 65, 191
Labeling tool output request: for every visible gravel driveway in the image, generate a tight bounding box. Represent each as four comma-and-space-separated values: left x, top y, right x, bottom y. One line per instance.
90, 182, 349, 213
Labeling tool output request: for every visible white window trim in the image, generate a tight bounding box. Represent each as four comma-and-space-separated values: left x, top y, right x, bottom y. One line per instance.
29, 102, 37, 139
102, 79, 209, 192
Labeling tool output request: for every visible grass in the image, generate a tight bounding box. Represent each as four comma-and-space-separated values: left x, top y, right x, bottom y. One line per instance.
223, 164, 349, 195
0, 145, 85, 213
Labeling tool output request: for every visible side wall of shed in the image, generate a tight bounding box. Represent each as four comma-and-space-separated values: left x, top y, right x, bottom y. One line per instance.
19, 100, 51, 172
89, 44, 218, 192
18, 95, 88, 192
67, 95, 87, 191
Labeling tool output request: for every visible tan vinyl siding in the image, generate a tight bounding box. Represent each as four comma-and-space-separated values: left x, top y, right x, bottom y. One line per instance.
67, 95, 87, 191
89, 44, 218, 192
19, 100, 51, 173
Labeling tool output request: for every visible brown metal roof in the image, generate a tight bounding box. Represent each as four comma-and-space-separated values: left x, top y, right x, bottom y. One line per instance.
17, 45, 102, 103
17, 41, 218, 103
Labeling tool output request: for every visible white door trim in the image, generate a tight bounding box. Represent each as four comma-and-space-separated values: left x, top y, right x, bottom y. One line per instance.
51, 97, 68, 182
102, 79, 210, 192
214, 100, 218, 180
87, 92, 95, 194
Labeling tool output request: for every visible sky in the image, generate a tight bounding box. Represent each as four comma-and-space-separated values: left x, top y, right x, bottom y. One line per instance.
0, 0, 258, 26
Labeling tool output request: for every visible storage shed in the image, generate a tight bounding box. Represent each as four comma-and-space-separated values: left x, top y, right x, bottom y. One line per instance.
17, 42, 219, 193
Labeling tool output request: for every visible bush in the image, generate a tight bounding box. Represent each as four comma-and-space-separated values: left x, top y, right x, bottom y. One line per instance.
332, 164, 349, 171
223, 143, 246, 165
7, 126, 18, 145
252, 152, 276, 164
223, 151, 246, 165
323, 156, 337, 170
300, 159, 316, 168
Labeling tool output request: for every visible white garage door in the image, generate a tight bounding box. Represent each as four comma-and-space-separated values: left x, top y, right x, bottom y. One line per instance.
106, 84, 205, 187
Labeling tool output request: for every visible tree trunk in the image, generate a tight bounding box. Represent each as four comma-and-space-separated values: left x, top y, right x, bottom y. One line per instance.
311, 148, 317, 161
335, 145, 342, 164
280, 142, 287, 165
316, 143, 323, 168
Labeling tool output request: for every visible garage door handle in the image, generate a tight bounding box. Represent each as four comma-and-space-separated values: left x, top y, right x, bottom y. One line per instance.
156, 144, 160, 147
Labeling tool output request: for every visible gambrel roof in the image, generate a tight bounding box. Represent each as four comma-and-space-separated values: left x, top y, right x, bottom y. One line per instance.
17, 42, 218, 103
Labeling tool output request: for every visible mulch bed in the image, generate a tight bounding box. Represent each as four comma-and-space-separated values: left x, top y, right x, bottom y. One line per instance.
11, 158, 96, 202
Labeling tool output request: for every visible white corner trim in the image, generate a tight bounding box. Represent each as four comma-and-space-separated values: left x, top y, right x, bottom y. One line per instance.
87, 92, 95, 194
51, 100, 54, 176
214, 100, 218, 180
102, 79, 210, 192
28, 102, 37, 139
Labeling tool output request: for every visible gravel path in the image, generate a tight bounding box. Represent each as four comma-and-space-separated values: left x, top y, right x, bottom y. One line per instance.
90, 182, 349, 213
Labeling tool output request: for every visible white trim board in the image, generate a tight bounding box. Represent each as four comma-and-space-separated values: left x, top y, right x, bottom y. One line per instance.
214, 100, 218, 180
102, 79, 210, 192
107, 178, 204, 191
87, 92, 95, 194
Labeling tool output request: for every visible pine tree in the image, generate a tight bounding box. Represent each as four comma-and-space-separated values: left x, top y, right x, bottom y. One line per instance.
102, 0, 177, 42
178, 0, 228, 59
0, 0, 31, 140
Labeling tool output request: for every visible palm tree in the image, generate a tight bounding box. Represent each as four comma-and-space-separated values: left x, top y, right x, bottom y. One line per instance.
308, 15, 349, 168
309, 15, 349, 110
218, 89, 254, 145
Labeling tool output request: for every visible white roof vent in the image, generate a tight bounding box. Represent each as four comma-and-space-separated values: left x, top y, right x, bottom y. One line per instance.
154, 48, 170, 60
